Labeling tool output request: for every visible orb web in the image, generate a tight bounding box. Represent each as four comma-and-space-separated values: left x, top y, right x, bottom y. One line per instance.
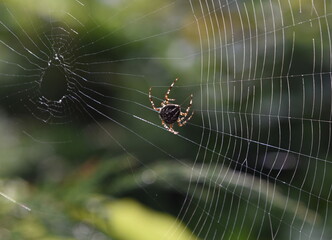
0, 0, 331, 240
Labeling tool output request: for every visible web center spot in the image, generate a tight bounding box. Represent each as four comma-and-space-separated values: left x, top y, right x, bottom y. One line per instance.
40, 64, 68, 101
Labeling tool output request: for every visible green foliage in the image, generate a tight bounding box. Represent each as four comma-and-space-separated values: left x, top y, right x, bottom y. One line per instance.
0, 0, 331, 239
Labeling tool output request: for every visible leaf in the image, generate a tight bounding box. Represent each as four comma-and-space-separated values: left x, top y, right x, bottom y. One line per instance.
70, 196, 199, 240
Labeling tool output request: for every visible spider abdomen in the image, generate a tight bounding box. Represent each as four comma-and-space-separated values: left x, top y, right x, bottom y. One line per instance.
159, 104, 181, 124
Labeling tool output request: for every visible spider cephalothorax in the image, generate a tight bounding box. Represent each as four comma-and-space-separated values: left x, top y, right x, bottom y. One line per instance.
149, 78, 194, 134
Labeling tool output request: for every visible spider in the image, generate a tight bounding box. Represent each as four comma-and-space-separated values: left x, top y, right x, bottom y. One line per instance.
149, 78, 194, 134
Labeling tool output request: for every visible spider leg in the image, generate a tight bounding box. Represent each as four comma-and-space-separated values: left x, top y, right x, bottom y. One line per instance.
169, 124, 179, 135
164, 78, 179, 105
149, 87, 160, 112
162, 121, 179, 135
178, 111, 194, 127
180, 93, 193, 117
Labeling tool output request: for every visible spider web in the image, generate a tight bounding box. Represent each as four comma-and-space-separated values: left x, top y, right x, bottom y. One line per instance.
0, 0, 331, 239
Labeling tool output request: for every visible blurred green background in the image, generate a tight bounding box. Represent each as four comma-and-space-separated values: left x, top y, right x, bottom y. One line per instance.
0, 0, 331, 239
